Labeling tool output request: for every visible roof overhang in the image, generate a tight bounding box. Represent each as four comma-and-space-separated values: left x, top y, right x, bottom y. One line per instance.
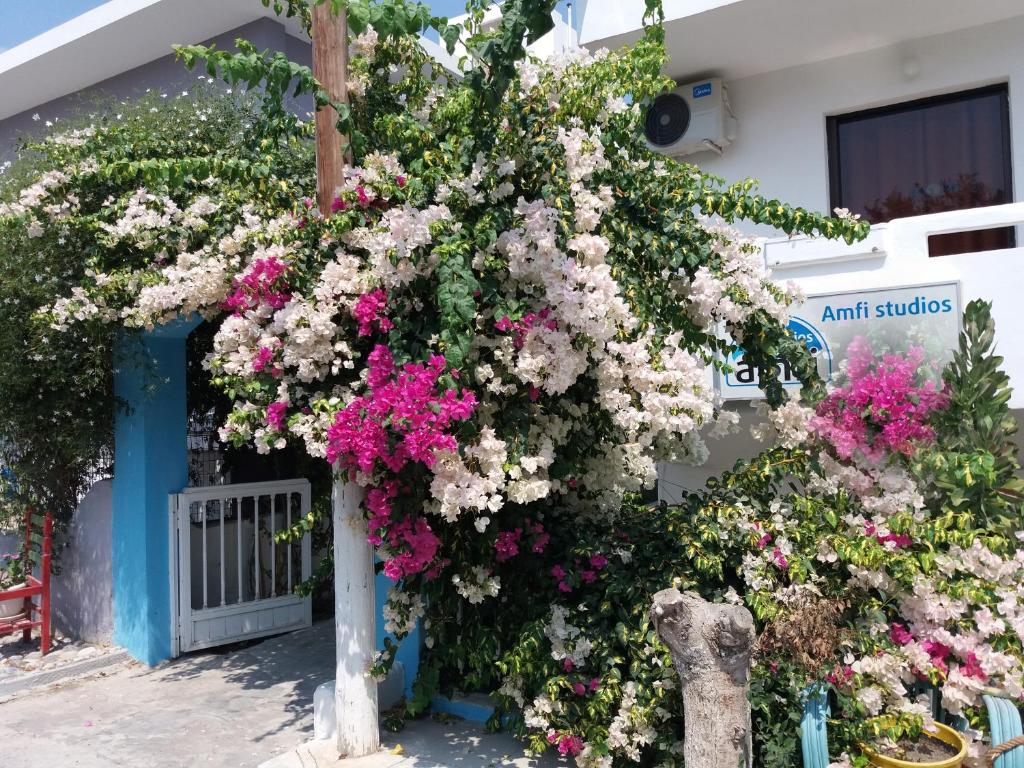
577, 0, 1024, 83
0, 0, 308, 121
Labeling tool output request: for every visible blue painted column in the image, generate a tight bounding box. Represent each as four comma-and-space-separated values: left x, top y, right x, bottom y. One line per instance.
112, 317, 200, 666
375, 570, 421, 699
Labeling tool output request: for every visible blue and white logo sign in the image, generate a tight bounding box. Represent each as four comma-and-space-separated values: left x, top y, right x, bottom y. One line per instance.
692, 82, 713, 99
723, 316, 831, 392
718, 282, 961, 400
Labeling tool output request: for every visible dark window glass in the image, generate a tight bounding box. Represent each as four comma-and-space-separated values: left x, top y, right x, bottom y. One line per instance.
827, 85, 1013, 256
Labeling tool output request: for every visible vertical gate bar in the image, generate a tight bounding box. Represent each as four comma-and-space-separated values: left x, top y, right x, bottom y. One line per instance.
201, 501, 208, 609
254, 495, 260, 601
236, 497, 243, 604
286, 492, 293, 593
301, 486, 312, 581
270, 494, 277, 597
219, 496, 226, 607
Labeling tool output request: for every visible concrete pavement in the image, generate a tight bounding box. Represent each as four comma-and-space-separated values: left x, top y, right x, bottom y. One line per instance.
0, 620, 335, 767
0, 620, 563, 768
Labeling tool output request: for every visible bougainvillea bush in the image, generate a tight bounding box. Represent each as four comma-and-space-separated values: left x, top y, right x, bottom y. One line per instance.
469, 301, 1023, 768
0, 0, 861, 624
0, 0, 877, 761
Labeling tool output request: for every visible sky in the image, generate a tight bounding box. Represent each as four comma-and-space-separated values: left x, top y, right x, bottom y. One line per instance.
0, 0, 473, 52
0, 0, 107, 50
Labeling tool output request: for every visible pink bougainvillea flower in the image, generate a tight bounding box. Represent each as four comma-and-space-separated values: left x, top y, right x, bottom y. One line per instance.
923, 640, 952, 675
889, 623, 913, 646
960, 652, 987, 681
810, 337, 948, 461
530, 521, 550, 554
556, 734, 584, 756
324, 345, 475, 580
353, 289, 393, 337
266, 401, 287, 432
222, 256, 292, 315
771, 546, 789, 570
495, 529, 522, 562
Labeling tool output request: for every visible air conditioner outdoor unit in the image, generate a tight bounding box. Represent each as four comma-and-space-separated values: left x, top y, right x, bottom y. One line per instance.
644, 78, 737, 158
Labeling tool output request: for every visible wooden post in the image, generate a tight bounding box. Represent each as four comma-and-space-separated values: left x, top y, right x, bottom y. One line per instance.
40, 514, 52, 655
312, 0, 350, 215
22, 508, 32, 642
312, 3, 379, 757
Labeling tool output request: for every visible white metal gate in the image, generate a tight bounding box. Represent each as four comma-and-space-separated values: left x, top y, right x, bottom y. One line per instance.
170, 479, 312, 655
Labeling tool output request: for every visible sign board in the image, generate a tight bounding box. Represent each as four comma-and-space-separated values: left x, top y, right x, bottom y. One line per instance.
718, 282, 962, 400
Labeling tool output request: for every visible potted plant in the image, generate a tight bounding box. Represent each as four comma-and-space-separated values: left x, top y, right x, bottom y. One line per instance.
0, 551, 26, 619
860, 717, 968, 768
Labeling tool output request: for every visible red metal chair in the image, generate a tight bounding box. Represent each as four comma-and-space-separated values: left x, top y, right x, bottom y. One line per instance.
0, 508, 52, 654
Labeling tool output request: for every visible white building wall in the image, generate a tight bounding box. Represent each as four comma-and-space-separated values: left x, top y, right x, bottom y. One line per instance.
656, 16, 1024, 499
689, 16, 1024, 232
52, 479, 114, 644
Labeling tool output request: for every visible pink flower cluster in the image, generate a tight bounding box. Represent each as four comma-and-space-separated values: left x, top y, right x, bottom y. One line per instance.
353, 289, 394, 337
494, 519, 549, 562
495, 307, 557, 349
325, 345, 476, 580
810, 338, 948, 461
864, 520, 912, 549
888, 624, 987, 681
266, 400, 288, 432
571, 678, 601, 696
222, 257, 292, 315
550, 552, 610, 593
252, 340, 283, 376
326, 345, 476, 474
547, 731, 584, 757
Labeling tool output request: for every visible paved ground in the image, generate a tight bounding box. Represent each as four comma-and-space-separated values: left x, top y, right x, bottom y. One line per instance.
0, 627, 119, 681
0, 620, 335, 767
262, 720, 565, 768
0, 620, 560, 768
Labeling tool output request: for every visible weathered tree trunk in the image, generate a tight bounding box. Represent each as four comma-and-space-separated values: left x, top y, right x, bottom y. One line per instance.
650, 588, 756, 768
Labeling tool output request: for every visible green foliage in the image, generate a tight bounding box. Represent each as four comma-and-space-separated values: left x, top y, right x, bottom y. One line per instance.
913, 299, 1024, 536
0, 88, 313, 522
436, 302, 1024, 766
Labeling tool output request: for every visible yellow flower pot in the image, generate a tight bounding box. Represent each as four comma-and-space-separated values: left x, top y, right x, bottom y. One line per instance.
862, 722, 968, 768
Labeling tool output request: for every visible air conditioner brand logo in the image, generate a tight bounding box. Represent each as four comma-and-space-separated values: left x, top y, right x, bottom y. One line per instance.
692, 82, 713, 99
723, 316, 832, 391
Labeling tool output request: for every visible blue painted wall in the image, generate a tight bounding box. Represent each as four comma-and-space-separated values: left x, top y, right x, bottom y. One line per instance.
112, 317, 199, 666
375, 570, 421, 699
109, 315, 423, 680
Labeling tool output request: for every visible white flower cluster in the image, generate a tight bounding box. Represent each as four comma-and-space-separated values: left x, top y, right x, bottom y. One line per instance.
543, 605, 593, 667
677, 220, 796, 334
451, 566, 501, 604
606, 682, 659, 762
750, 399, 814, 449
382, 585, 425, 635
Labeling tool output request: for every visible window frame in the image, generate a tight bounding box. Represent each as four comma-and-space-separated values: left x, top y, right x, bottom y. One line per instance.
825, 83, 1014, 222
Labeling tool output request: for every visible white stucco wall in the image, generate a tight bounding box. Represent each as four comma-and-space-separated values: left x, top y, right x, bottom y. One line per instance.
653, 16, 1024, 496
52, 479, 114, 644
689, 16, 1024, 231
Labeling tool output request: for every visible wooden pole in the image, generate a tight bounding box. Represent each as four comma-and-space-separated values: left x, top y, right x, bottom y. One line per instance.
312, 0, 351, 214
312, 3, 379, 758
